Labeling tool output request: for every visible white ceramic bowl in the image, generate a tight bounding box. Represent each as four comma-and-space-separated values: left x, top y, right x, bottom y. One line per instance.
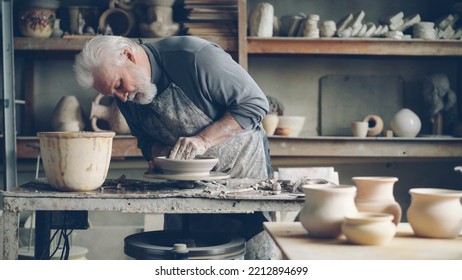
275, 116, 306, 137
38, 131, 115, 192
342, 212, 397, 245
155, 156, 219, 176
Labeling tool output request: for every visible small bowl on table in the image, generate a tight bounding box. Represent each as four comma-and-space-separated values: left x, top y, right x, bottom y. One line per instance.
342, 212, 397, 246
154, 156, 218, 176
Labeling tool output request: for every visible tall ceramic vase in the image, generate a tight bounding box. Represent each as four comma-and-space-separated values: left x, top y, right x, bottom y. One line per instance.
299, 184, 358, 238
352, 176, 402, 225
407, 188, 462, 239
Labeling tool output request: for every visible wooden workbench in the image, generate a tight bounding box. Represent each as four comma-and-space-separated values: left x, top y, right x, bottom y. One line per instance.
264, 222, 462, 260
1, 178, 304, 260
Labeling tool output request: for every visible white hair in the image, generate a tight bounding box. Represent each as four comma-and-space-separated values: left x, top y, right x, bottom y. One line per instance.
73, 36, 139, 88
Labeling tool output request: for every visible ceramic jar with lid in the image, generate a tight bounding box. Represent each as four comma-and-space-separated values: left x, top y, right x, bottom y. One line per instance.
407, 188, 462, 239
299, 184, 358, 238
19, 0, 60, 38
352, 176, 402, 225
342, 212, 397, 245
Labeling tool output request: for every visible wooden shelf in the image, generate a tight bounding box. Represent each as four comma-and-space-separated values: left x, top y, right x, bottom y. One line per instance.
13, 36, 237, 52
247, 37, 462, 56
268, 136, 462, 159
15, 135, 462, 160
17, 136, 142, 159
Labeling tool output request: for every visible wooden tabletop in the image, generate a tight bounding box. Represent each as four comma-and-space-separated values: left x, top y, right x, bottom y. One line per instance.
264, 222, 462, 260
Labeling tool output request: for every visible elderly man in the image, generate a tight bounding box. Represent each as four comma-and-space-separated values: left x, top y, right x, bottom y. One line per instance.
74, 35, 275, 259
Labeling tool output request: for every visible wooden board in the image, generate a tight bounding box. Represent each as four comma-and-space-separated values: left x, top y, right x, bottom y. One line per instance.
264, 222, 462, 260
320, 75, 404, 136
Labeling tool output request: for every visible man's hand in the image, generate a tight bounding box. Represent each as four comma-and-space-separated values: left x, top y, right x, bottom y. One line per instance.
169, 136, 209, 160
169, 111, 244, 160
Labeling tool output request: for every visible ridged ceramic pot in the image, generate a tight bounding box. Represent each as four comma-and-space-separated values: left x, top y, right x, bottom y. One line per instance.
407, 188, 462, 239
299, 184, 358, 238
352, 176, 402, 225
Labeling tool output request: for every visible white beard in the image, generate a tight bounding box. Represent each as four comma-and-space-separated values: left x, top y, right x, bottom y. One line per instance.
128, 64, 157, 105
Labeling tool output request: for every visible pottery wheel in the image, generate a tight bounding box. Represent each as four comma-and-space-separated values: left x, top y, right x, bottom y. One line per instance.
143, 171, 230, 181
124, 231, 245, 260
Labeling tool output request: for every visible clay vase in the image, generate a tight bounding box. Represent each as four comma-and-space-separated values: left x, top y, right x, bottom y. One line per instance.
352, 176, 402, 225
50, 18, 64, 37
51, 96, 85, 132
91, 94, 131, 135
299, 184, 358, 238
389, 108, 421, 137
407, 188, 462, 239
342, 212, 397, 245
262, 114, 279, 136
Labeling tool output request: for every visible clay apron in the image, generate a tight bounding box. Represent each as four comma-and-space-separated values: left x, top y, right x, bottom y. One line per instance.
136, 82, 268, 179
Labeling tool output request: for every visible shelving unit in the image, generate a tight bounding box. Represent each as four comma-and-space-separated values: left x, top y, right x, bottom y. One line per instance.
3, 0, 462, 190
236, 0, 462, 166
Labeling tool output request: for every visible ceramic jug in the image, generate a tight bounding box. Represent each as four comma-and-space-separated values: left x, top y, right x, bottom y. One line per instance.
91, 94, 131, 135
299, 184, 358, 238
352, 176, 402, 225
407, 188, 462, 239
51, 95, 85, 132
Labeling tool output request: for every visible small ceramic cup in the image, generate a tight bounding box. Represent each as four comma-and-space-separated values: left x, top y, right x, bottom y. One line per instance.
351, 121, 368, 138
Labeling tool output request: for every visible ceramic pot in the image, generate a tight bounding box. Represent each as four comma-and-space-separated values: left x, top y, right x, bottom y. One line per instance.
91, 94, 131, 135
363, 114, 384, 136
68, 6, 99, 35
99, 8, 135, 37
389, 108, 421, 137
407, 188, 462, 239
352, 176, 401, 225
38, 131, 115, 192
262, 114, 279, 136
50, 96, 85, 132
275, 116, 305, 137
19, 0, 60, 38
342, 212, 396, 245
299, 184, 358, 238
351, 121, 368, 138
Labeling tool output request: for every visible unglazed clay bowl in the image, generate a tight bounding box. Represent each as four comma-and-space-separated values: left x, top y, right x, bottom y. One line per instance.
342, 212, 396, 246
275, 116, 306, 137
38, 131, 115, 192
155, 156, 219, 176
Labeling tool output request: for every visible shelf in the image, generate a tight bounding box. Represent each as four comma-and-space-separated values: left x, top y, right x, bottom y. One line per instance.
247, 37, 462, 56
17, 136, 142, 159
13, 36, 237, 52
15, 135, 462, 160
268, 136, 462, 158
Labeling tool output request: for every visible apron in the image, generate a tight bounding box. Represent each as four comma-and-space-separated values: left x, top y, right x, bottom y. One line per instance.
135, 82, 268, 179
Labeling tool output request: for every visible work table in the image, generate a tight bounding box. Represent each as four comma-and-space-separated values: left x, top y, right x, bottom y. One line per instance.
1, 178, 304, 260
264, 222, 462, 260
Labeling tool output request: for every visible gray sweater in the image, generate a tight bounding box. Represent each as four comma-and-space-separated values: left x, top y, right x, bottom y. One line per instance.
116, 36, 269, 161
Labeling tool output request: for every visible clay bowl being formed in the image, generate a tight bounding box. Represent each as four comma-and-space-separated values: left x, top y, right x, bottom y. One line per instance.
155, 156, 219, 176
